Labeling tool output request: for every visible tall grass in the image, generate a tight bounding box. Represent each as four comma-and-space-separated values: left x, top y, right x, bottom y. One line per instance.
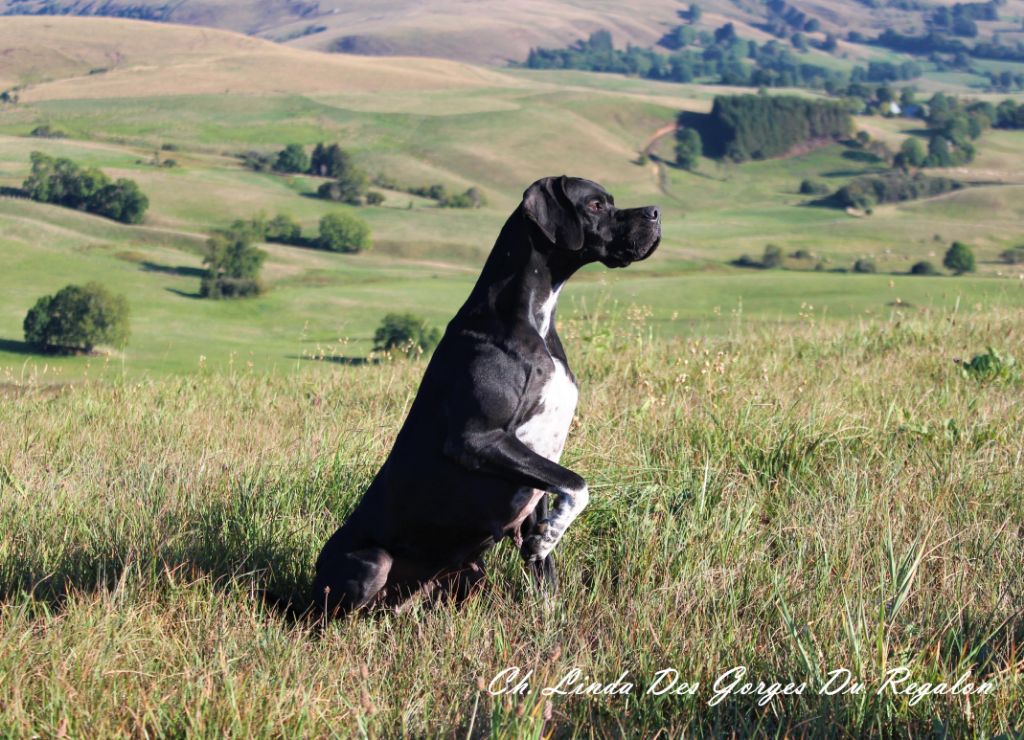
1, 306, 1022, 735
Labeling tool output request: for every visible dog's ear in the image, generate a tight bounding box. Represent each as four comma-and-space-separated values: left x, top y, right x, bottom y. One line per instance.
521, 175, 584, 251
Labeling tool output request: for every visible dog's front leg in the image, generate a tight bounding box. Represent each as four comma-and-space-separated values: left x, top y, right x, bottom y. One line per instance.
452, 431, 589, 563
521, 485, 589, 563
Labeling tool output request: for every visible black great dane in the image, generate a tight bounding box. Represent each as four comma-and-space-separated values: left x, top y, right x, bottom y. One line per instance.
313, 176, 660, 616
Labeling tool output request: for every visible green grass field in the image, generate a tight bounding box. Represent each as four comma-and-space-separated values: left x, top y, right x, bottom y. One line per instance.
0, 21, 1022, 377
2, 308, 1022, 735
1, 18, 1024, 735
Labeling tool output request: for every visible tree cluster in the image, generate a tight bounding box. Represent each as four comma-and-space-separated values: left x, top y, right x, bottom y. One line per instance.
525, 27, 852, 91
701, 94, 853, 161
830, 172, 962, 210
200, 224, 268, 299
22, 151, 149, 224
371, 177, 487, 208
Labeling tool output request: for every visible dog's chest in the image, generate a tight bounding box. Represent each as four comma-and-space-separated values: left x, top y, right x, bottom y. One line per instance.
514, 358, 578, 462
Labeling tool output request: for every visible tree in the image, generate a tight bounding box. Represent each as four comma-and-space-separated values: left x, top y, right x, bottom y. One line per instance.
274, 144, 309, 174
762, 244, 784, 268
675, 127, 703, 170
310, 143, 352, 177
372, 313, 441, 357
90, 179, 149, 224
317, 212, 371, 253
23, 282, 130, 353
943, 241, 976, 274
201, 225, 267, 298
317, 163, 369, 204
265, 213, 302, 244
895, 137, 926, 169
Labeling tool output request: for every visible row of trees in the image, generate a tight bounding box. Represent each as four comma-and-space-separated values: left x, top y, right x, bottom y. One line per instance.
700, 94, 853, 161
22, 152, 149, 224
200, 210, 372, 299
731, 242, 978, 275
20, 282, 442, 358
830, 172, 963, 210
524, 28, 853, 91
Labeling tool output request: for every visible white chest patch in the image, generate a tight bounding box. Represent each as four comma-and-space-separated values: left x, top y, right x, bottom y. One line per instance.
514, 359, 578, 462
508, 358, 578, 531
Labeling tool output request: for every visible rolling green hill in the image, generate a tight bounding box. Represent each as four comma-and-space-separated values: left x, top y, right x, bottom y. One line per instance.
1, 17, 1023, 379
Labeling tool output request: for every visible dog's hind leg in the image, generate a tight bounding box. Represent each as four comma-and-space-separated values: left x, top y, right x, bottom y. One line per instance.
312, 540, 393, 618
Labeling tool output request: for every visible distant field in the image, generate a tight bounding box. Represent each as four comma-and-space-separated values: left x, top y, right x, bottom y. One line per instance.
2, 18, 1024, 737
0, 18, 1023, 378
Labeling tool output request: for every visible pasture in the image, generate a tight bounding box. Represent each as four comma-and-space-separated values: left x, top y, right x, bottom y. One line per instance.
1, 22, 1023, 376
0, 16, 1023, 735
1, 307, 1022, 735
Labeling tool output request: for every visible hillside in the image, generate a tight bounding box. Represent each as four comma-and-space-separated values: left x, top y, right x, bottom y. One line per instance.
1, 17, 1023, 377
4, 0, 1024, 65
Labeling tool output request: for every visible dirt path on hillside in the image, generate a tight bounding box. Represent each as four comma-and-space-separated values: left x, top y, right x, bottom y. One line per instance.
641, 122, 682, 200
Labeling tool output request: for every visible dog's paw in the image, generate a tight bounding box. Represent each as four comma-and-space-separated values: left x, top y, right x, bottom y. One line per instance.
520, 533, 549, 563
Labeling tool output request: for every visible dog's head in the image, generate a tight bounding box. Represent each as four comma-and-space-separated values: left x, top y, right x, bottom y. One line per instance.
521, 175, 661, 268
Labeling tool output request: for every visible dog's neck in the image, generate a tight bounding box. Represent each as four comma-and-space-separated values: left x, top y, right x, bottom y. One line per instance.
458, 211, 583, 336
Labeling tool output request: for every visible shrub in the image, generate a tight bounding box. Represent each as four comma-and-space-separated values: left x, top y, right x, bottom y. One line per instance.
943, 241, 975, 274
274, 144, 309, 174
317, 167, 368, 205
791, 248, 813, 259
762, 244, 784, 269
909, 260, 939, 275
23, 282, 130, 353
318, 212, 371, 253
30, 124, 65, 138
265, 213, 302, 244
675, 127, 703, 170
365, 191, 385, 206
960, 347, 1017, 382
999, 246, 1024, 264
241, 151, 275, 172
853, 258, 877, 273
373, 313, 441, 357
799, 179, 829, 195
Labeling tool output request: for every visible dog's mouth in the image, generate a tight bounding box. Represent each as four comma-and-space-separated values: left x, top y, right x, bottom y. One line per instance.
603, 226, 661, 268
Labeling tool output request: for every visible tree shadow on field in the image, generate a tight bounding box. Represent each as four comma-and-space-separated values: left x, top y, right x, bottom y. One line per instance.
140, 261, 207, 279
0, 338, 43, 356
287, 354, 376, 367
166, 287, 204, 299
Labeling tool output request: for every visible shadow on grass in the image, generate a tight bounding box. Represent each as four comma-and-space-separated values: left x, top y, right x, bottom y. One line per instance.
166, 287, 204, 299
287, 354, 376, 367
820, 168, 891, 178
141, 261, 206, 279
0, 338, 42, 356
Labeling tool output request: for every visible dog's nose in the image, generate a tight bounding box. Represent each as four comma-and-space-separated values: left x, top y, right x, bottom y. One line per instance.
643, 206, 660, 222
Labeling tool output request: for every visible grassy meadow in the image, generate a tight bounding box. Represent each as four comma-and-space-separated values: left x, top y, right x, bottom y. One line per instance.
2, 307, 1023, 735
1, 15, 1024, 736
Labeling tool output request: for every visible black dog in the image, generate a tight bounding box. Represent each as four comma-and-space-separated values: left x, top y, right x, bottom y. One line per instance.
313, 176, 660, 615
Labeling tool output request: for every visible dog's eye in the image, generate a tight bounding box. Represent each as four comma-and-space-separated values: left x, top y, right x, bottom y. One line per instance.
586, 200, 604, 213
